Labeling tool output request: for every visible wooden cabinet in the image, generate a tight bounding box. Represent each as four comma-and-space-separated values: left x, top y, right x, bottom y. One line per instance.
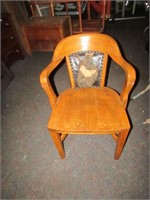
28, 1, 111, 33
1, 62, 14, 92
1, 13, 24, 67
21, 16, 72, 53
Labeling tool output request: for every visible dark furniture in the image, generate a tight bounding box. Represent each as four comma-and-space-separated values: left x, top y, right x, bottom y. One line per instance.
21, 16, 72, 54
29, 0, 111, 33
1, 62, 14, 92
1, 13, 24, 68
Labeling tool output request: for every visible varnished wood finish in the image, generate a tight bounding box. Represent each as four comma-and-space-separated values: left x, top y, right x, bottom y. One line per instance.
21, 16, 72, 53
49, 88, 130, 133
40, 33, 136, 159
49, 129, 65, 159
29, 0, 108, 33
60, 134, 68, 142
114, 129, 129, 159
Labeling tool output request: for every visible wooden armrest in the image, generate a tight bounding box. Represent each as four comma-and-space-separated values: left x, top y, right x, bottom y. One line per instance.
40, 59, 63, 108
114, 56, 136, 108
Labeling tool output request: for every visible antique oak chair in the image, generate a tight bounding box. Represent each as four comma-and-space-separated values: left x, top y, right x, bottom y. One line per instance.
40, 33, 136, 159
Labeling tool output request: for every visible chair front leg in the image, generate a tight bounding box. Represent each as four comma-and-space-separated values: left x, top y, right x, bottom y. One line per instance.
114, 129, 130, 160
48, 129, 65, 159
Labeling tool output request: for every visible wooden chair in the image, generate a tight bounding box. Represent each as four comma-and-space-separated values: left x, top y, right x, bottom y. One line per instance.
40, 33, 136, 159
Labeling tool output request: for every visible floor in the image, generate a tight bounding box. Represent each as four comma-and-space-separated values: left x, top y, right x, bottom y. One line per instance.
1, 17, 149, 199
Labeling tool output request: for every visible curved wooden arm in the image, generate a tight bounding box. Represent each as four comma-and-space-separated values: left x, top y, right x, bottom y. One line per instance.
40, 59, 63, 108
113, 55, 136, 108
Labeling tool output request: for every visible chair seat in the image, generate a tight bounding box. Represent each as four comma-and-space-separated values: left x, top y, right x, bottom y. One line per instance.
48, 87, 130, 133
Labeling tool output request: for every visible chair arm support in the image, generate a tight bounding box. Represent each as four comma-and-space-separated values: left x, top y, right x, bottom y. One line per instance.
40, 59, 63, 108
114, 56, 136, 108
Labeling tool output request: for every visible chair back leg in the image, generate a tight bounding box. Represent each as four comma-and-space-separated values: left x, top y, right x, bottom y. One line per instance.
114, 129, 130, 159
48, 129, 65, 159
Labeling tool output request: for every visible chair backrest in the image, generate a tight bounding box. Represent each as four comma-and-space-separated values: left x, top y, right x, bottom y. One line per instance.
51, 33, 124, 88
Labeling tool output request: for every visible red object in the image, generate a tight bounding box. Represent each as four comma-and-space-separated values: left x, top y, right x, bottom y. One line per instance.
90, 0, 111, 18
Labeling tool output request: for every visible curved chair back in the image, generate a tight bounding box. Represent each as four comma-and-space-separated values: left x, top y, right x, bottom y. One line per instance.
51, 33, 123, 88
